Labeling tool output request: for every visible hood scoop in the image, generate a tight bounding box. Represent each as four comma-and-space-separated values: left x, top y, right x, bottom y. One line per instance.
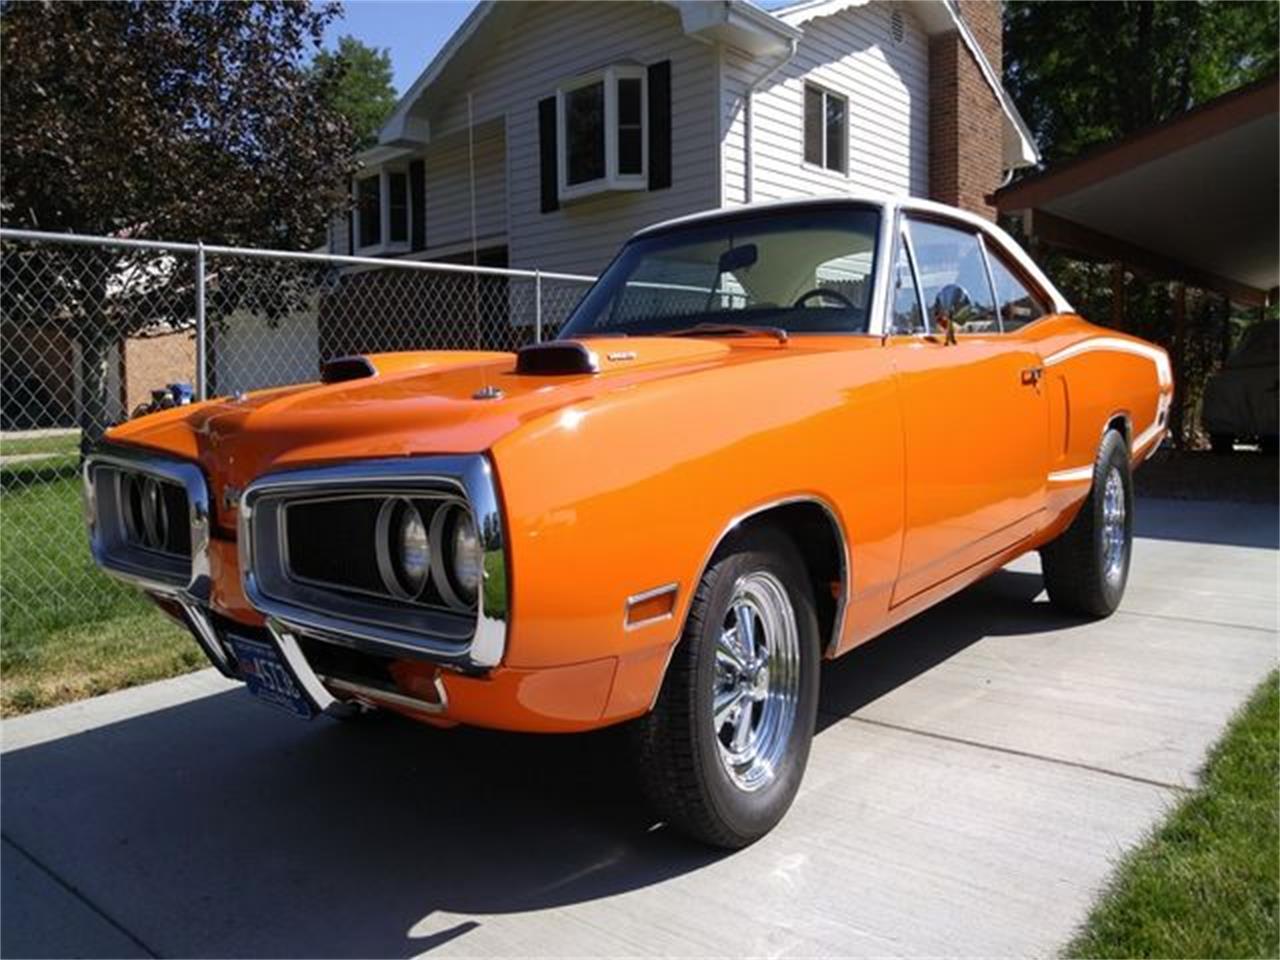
320, 355, 377, 384
514, 341, 599, 376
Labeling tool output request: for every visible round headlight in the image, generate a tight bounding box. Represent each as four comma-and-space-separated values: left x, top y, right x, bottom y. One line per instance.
376, 498, 430, 599
142, 476, 169, 550
397, 503, 431, 591
430, 502, 483, 609
451, 510, 482, 602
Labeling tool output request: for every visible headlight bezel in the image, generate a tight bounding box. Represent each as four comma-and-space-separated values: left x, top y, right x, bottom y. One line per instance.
83, 444, 211, 601
239, 455, 508, 670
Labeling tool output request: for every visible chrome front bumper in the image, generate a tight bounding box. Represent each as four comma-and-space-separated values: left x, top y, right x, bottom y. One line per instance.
84, 444, 497, 717
175, 602, 447, 719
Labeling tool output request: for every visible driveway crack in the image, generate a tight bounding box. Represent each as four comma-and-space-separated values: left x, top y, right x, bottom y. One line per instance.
2, 833, 160, 958
825, 714, 1193, 794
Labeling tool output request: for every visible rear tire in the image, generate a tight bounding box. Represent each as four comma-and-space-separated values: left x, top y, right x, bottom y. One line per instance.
1040, 429, 1133, 618
630, 527, 820, 849
1210, 433, 1234, 455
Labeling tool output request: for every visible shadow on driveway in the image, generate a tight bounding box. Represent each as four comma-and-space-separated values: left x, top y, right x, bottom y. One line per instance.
1134, 495, 1279, 549
1, 568, 1083, 958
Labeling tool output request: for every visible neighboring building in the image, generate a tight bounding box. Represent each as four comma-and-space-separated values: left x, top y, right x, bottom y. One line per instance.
333, 0, 1038, 277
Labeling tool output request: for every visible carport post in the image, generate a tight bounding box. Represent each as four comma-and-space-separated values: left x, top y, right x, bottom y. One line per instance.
1110, 263, 1126, 331
195, 241, 207, 401
1170, 282, 1186, 448
535, 269, 543, 343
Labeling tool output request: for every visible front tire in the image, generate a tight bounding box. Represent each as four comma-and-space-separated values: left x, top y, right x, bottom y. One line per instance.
630, 527, 820, 848
1210, 433, 1234, 455
1040, 429, 1133, 617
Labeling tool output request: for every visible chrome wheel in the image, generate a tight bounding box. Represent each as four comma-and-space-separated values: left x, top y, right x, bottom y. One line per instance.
712, 571, 800, 793
1101, 465, 1127, 585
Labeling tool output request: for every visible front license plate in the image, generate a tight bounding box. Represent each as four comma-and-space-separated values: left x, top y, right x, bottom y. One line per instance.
226, 634, 316, 720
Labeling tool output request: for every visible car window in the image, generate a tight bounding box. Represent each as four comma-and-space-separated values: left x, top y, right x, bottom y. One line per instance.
890, 234, 925, 334
560, 207, 882, 337
907, 220, 999, 335
987, 250, 1048, 332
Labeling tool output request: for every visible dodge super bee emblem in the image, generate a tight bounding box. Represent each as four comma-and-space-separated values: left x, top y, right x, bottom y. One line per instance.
222, 484, 242, 511
607, 351, 637, 362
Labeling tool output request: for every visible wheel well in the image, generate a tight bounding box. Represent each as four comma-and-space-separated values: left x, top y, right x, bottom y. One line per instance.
1106, 414, 1131, 449
721, 501, 846, 656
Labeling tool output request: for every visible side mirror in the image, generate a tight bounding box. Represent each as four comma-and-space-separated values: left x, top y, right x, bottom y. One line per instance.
932, 284, 972, 345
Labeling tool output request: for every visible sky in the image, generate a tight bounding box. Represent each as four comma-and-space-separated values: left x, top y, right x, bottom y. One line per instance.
324, 0, 799, 97
324, 0, 480, 96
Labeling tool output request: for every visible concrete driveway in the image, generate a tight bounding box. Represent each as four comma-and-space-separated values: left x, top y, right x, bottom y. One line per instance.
2, 498, 1276, 958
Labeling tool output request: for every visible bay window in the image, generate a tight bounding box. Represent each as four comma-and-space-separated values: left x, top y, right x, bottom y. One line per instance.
353, 167, 412, 253
357, 175, 381, 249
557, 65, 647, 201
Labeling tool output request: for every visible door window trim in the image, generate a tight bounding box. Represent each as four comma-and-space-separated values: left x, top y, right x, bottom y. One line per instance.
975, 233, 1003, 333
981, 238, 1055, 333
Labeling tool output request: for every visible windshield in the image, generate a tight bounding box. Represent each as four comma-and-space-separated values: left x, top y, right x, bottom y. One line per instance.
559, 206, 881, 338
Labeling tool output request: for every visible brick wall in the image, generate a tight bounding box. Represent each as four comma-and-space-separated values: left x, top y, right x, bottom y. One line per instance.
928, 0, 1004, 220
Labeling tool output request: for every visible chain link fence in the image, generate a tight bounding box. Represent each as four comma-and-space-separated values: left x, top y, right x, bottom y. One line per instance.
0, 228, 593, 637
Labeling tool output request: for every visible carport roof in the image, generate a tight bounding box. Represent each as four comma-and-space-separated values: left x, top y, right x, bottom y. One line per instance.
995, 75, 1279, 306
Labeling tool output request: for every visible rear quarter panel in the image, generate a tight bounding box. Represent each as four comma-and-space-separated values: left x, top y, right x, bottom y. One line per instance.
1022, 315, 1172, 528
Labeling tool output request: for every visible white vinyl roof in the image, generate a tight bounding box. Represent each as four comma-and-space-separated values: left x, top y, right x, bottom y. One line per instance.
632, 193, 1073, 314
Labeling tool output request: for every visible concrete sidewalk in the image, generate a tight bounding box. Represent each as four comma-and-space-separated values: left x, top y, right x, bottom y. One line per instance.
2, 498, 1276, 958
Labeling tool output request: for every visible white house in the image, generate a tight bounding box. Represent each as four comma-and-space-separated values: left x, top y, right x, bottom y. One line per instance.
332, 0, 1038, 278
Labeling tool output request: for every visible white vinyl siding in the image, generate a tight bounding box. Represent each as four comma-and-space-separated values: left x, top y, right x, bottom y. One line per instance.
421, 119, 508, 254
721, 1, 928, 205
428, 1, 719, 275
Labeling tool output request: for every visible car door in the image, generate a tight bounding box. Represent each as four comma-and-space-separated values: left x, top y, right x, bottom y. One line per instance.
885, 217, 1047, 605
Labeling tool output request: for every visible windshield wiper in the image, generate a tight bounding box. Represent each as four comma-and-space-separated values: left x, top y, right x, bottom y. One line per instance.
662, 322, 788, 344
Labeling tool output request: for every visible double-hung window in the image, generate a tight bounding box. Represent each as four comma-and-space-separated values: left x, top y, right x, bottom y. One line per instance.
558, 65, 647, 201
353, 168, 412, 253
804, 84, 848, 174
356, 175, 381, 250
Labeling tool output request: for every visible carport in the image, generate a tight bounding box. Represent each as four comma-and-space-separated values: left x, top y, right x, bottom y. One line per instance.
995, 75, 1279, 442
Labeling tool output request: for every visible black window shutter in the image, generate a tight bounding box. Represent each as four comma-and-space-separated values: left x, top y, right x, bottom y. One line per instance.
538, 96, 559, 213
648, 60, 672, 191
346, 209, 354, 254
409, 159, 426, 250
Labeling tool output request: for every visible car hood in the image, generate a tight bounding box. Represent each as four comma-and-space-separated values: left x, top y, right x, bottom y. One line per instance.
106, 336, 763, 485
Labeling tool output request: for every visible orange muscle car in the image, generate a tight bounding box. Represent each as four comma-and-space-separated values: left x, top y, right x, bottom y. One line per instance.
85, 196, 1172, 847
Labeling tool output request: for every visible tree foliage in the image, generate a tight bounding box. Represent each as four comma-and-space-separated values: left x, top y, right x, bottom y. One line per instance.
1004, 1, 1279, 164
1, 0, 353, 244
313, 35, 398, 151
0, 1, 357, 442
1003, 1, 1279, 447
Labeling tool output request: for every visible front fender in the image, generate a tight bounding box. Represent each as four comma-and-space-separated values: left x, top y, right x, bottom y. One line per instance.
489, 342, 904, 717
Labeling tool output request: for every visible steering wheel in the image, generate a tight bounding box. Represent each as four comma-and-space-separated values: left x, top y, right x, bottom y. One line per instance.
793, 287, 856, 309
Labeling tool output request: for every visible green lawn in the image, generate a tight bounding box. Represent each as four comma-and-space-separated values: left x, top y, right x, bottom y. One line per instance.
1065, 671, 1280, 959
0, 432, 80, 459
0, 466, 204, 716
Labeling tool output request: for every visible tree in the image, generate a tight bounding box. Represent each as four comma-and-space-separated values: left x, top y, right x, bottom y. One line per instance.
1004, 1, 1279, 165
313, 35, 398, 151
0, 1, 356, 445
1002, 1, 1279, 447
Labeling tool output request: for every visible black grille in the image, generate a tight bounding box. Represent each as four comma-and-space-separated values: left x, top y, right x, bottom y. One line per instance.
283, 495, 451, 607
286, 497, 385, 594
120, 472, 191, 557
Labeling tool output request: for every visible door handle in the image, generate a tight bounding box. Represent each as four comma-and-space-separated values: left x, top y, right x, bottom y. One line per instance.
1021, 366, 1044, 386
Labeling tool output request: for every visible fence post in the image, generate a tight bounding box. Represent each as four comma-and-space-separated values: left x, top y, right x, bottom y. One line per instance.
534, 269, 543, 343
194, 241, 207, 401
